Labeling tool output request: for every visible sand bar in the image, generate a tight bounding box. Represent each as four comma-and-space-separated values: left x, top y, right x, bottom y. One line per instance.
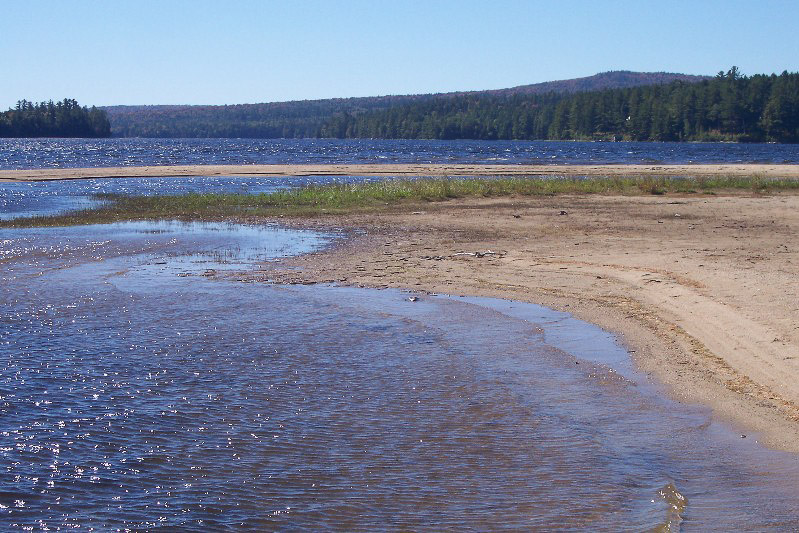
2, 163, 799, 182
252, 192, 799, 452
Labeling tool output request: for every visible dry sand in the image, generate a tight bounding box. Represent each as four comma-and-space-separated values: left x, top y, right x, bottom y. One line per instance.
2, 162, 799, 181
251, 192, 799, 452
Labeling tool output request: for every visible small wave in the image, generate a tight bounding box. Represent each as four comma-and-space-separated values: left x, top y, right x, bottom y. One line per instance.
652, 482, 687, 532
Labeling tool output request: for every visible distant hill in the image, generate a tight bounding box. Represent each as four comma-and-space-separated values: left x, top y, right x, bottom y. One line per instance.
103, 71, 710, 138
101, 69, 799, 143
480, 70, 711, 96
103, 94, 433, 138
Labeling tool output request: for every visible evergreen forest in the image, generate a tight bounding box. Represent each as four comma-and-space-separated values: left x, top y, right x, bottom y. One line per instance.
332, 69, 799, 143
0, 99, 111, 138
105, 69, 799, 143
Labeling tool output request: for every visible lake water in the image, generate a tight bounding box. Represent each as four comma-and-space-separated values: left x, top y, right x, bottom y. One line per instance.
2, 219, 799, 530
2, 140, 799, 529
2, 138, 799, 170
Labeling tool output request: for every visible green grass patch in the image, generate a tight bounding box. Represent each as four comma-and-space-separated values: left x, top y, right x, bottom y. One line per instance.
3, 175, 799, 228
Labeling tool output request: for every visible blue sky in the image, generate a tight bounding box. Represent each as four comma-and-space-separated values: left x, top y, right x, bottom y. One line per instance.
1, 0, 797, 108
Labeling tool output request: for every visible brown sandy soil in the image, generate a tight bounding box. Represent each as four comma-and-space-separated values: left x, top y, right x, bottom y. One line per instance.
2, 163, 799, 182
245, 192, 799, 451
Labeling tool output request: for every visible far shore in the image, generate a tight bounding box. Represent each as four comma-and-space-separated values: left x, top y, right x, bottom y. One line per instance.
3, 163, 799, 182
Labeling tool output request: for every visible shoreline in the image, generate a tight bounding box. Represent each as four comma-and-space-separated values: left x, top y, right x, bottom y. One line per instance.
3, 162, 799, 182
3, 166, 798, 452
246, 192, 799, 452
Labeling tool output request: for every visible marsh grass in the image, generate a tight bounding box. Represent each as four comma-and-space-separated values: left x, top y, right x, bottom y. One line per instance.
3, 175, 799, 228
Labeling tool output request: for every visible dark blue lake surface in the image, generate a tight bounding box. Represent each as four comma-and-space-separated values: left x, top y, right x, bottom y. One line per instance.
2, 221, 799, 530
2, 138, 799, 169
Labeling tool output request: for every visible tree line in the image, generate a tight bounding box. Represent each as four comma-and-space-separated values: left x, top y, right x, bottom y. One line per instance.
0, 99, 111, 138
106, 68, 799, 142
323, 68, 798, 142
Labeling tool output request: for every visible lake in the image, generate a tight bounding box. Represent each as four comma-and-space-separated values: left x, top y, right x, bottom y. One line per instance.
2, 138, 799, 170
2, 139, 799, 529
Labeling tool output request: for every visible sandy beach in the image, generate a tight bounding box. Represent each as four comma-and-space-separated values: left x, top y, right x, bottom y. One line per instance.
2, 162, 799, 182
251, 191, 799, 451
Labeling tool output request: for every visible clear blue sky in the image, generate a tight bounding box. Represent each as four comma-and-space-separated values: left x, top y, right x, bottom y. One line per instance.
1, 0, 797, 109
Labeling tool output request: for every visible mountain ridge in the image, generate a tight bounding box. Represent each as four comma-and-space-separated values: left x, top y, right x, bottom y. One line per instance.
103, 70, 710, 113
99, 69, 799, 143
479, 70, 711, 96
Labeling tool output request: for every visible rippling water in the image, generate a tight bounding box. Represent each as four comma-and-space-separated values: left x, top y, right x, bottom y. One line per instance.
2, 221, 798, 530
2, 138, 799, 170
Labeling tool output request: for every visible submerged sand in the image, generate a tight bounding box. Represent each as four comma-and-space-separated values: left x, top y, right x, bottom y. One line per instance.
253, 192, 799, 452
2, 163, 799, 181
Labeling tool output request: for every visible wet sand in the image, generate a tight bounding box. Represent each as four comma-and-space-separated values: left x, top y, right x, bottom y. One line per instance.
2, 162, 799, 181
254, 192, 799, 452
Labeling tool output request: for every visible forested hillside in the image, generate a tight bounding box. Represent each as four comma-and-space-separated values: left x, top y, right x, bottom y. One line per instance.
334, 68, 799, 142
479, 70, 710, 96
105, 94, 432, 138
104, 71, 709, 139
0, 99, 111, 138
103, 69, 799, 142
